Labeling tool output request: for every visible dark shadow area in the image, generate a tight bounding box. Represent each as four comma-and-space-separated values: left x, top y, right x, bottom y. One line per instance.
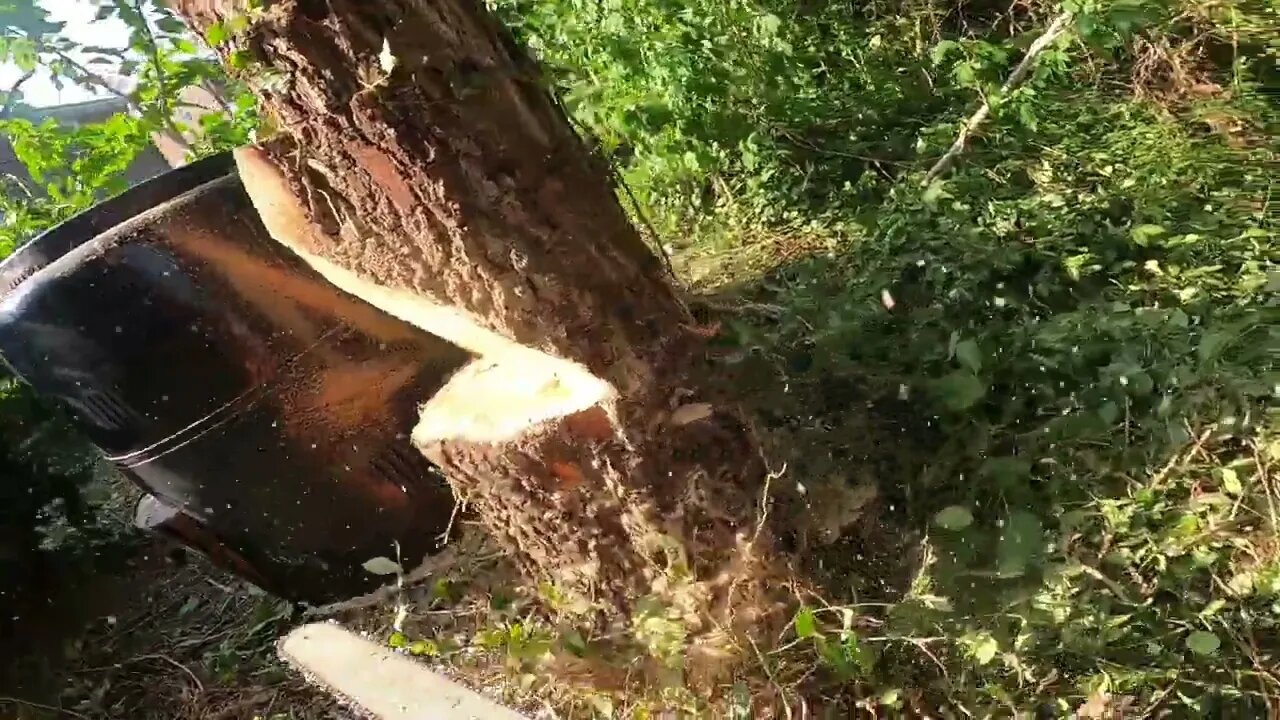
1, 520, 350, 720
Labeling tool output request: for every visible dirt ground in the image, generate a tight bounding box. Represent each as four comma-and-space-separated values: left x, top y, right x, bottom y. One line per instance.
0, 533, 352, 720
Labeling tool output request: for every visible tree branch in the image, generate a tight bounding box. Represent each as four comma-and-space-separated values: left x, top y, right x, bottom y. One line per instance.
0, 69, 37, 119
922, 11, 1074, 184
49, 47, 139, 107
48, 47, 191, 154
130, 0, 187, 148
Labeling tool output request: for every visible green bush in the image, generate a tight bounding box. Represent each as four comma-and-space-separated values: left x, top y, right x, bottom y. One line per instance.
496, 0, 1277, 712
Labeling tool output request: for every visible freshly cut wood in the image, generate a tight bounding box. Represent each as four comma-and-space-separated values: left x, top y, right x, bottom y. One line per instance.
177, 0, 788, 640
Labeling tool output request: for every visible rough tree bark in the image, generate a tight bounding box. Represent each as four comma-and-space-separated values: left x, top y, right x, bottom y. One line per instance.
173, 0, 786, 635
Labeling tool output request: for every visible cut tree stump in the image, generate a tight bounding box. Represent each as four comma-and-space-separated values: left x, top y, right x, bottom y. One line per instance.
173, 0, 788, 644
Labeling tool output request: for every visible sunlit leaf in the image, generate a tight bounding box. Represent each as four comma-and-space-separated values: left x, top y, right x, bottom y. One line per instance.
967, 632, 999, 665
794, 607, 817, 638
1131, 224, 1166, 246
205, 22, 228, 47
1219, 468, 1242, 496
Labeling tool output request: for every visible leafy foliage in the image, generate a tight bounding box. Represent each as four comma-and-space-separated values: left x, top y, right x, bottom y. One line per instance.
496, 0, 1276, 713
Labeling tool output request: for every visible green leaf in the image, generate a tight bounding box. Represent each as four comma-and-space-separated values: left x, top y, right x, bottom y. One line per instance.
155, 16, 187, 34
930, 39, 959, 65
227, 13, 252, 34
981, 457, 1033, 490
1097, 401, 1120, 424
934, 505, 974, 531
1016, 102, 1038, 131
794, 606, 817, 638
966, 632, 999, 665
921, 179, 950, 208
228, 49, 253, 70
561, 629, 588, 657
934, 371, 986, 411
1219, 468, 1243, 496
997, 510, 1044, 577
1185, 631, 1220, 656
10, 38, 37, 72
757, 13, 781, 37
388, 631, 408, 649
1126, 371, 1154, 396
1064, 253, 1094, 281
429, 578, 456, 604
408, 639, 439, 656
953, 61, 977, 87
816, 632, 873, 679
206, 22, 228, 47
954, 338, 982, 373
1198, 329, 1237, 362
1131, 224, 1166, 246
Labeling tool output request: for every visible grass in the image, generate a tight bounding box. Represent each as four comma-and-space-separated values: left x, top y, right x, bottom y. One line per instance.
351, 0, 1278, 715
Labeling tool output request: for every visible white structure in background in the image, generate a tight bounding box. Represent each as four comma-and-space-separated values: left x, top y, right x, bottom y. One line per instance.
0, 76, 232, 203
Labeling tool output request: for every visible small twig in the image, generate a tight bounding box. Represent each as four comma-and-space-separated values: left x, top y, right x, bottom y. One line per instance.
49, 46, 190, 154
687, 296, 788, 320
130, 0, 188, 150
744, 629, 793, 720
752, 460, 784, 546
0, 696, 88, 718
205, 577, 236, 594
49, 48, 137, 107
199, 79, 234, 114
438, 496, 464, 547
1076, 558, 1136, 604
84, 653, 205, 696
1137, 685, 1176, 719
1254, 440, 1278, 531
139, 653, 205, 695
923, 11, 1074, 184
1150, 427, 1214, 489
908, 637, 951, 681
614, 167, 674, 278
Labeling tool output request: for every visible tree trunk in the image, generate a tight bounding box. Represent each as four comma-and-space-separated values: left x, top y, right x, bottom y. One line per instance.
173, 0, 783, 629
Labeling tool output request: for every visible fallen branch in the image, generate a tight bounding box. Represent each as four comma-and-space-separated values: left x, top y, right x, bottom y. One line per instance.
0, 696, 88, 718
923, 11, 1074, 184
